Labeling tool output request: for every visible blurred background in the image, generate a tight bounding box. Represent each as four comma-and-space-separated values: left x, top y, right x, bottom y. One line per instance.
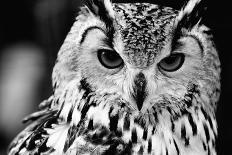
0, 0, 231, 154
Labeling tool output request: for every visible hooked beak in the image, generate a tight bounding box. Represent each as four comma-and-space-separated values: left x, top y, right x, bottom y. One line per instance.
131, 72, 147, 111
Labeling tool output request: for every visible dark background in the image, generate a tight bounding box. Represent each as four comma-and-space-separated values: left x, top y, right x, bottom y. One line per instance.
0, 0, 231, 154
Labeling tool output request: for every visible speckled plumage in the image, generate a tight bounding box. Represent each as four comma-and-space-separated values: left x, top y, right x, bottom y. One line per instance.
8, 0, 220, 154
114, 3, 178, 67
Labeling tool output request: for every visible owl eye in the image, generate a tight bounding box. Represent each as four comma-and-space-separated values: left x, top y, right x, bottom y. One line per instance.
97, 49, 123, 69
158, 53, 185, 72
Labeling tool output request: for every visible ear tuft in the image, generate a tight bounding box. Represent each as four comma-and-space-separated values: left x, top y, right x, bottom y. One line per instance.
175, 0, 207, 29
85, 0, 114, 21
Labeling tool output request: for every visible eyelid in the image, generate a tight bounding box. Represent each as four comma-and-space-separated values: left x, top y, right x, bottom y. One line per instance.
94, 37, 115, 50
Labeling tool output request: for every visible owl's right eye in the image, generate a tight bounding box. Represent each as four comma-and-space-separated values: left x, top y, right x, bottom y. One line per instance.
97, 49, 124, 69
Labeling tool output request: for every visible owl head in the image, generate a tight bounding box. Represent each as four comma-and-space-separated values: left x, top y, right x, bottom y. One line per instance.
52, 0, 220, 129
6, 1, 221, 154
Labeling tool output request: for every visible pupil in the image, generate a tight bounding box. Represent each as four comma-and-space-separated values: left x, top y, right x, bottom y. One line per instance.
165, 55, 177, 64
104, 52, 118, 61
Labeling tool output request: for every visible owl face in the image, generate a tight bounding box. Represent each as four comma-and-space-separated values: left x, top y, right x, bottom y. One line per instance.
53, 0, 220, 128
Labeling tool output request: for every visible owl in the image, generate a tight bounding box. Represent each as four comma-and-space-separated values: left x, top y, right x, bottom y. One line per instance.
8, 0, 221, 154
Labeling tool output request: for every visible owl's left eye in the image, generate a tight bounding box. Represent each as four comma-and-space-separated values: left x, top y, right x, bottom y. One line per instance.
158, 53, 185, 72
97, 49, 124, 69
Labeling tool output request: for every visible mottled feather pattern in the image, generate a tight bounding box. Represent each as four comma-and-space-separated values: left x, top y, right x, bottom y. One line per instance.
114, 3, 178, 67
8, 0, 220, 154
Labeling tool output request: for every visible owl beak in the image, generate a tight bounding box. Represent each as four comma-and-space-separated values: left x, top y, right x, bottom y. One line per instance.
132, 72, 147, 111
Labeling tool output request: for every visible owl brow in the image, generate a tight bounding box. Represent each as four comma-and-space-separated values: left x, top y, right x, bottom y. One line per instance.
80, 26, 105, 44
171, 33, 203, 54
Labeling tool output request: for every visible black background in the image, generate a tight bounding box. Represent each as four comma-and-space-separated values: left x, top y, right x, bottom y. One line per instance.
0, 0, 231, 154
